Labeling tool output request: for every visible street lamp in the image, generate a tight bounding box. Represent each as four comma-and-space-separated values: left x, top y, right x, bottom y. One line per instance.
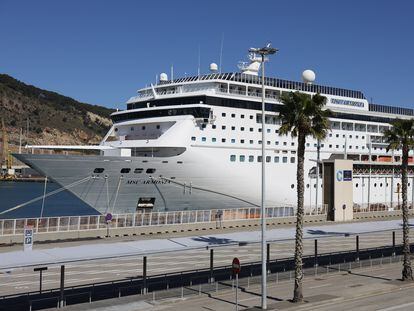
249, 43, 278, 310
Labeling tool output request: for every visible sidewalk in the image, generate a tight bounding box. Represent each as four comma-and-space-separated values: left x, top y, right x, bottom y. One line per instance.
55, 260, 414, 311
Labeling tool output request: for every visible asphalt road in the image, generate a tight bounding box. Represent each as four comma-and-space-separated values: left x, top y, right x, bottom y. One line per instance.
0, 225, 410, 297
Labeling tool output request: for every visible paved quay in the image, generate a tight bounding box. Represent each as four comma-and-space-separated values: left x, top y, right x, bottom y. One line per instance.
48, 260, 414, 311
0, 218, 413, 297
0, 218, 411, 269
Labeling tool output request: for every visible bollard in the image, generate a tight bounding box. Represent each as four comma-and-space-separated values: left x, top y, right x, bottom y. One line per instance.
276, 272, 279, 283
181, 286, 184, 298
392, 231, 396, 257
267, 243, 270, 273
59, 265, 65, 308
314, 239, 318, 267
210, 249, 214, 283
356, 235, 360, 262
216, 281, 218, 293
152, 291, 155, 302
143, 256, 147, 295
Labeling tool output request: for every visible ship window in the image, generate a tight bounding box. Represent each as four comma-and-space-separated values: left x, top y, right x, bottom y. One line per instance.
231, 126, 236, 130
241, 127, 245, 131
177, 161, 183, 164
258, 140, 262, 144
249, 155, 254, 162
121, 168, 131, 174
222, 138, 226, 142
258, 156, 262, 162
202, 124, 206, 129
283, 142, 287, 146
202, 137, 206, 142
291, 184, 294, 189
222, 113, 226, 117
230, 155, 236, 162
241, 114, 245, 119
266, 156, 271, 163
191, 136, 196, 141
290, 157, 295, 163
222, 125, 226, 130
231, 139, 236, 143
250, 115, 254, 119
142, 126, 146, 130
240, 155, 245, 162
250, 128, 254, 132
267, 141, 271, 145
275, 129, 279, 133
156, 125, 160, 129
249, 140, 254, 144
231, 113, 235, 118
274, 156, 279, 163
93, 168, 105, 173
275, 141, 279, 145
282, 157, 288, 163
162, 161, 168, 163
212, 137, 216, 142
240, 139, 245, 143
134, 168, 143, 173
267, 129, 271, 133
258, 128, 262, 132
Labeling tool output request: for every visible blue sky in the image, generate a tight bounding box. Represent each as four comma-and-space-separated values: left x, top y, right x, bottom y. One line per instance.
0, 0, 413, 109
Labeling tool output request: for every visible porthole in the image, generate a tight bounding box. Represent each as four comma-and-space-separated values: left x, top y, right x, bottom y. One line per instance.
134, 168, 143, 174
146, 168, 156, 174
306, 184, 310, 188
291, 184, 295, 189
356, 183, 359, 188
120, 168, 131, 174
93, 168, 105, 174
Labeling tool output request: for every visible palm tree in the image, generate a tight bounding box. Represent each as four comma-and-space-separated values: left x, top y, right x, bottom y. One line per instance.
384, 118, 414, 281
278, 92, 330, 302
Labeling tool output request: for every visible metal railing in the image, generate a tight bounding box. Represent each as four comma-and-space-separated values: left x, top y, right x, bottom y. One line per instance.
0, 205, 327, 237
354, 202, 414, 213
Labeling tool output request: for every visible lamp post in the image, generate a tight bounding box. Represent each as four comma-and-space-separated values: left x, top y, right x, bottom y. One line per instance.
248, 44, 278, 310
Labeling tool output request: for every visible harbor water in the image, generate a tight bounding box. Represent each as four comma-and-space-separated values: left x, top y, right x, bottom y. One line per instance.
0, 181, 99, 219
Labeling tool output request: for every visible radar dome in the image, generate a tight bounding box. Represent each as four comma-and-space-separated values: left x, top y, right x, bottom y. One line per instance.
302, 70, 316, 84
209, 63, 218, 72
160, 73, 168, 82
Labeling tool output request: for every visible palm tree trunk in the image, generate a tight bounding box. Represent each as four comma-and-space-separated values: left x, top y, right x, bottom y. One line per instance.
401, 144, 413, 280
293, 132, 306, 302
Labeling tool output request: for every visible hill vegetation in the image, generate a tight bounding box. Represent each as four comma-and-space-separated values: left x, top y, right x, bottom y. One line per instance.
0, 74, 115, 147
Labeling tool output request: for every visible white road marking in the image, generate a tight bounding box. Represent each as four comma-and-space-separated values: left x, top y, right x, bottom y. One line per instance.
376, 302, 414, 311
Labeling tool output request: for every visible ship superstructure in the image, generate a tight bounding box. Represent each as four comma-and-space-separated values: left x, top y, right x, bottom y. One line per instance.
15, 52, 414, 214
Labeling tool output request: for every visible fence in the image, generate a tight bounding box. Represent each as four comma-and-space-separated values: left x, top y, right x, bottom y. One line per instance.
0, 205, 328, 237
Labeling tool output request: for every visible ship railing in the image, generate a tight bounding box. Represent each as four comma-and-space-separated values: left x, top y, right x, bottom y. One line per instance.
0, 205, 327, 236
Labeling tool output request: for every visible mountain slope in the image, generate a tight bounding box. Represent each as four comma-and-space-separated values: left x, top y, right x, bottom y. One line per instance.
0, 74, 115, 147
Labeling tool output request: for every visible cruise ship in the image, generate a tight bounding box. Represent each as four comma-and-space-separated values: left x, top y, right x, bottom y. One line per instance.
14, 50, 414, 215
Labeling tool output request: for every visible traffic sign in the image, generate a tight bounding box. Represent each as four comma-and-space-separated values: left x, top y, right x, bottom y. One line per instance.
232, 257, 241, 274
24, 226, 33, 251
105, 213, 113, 222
